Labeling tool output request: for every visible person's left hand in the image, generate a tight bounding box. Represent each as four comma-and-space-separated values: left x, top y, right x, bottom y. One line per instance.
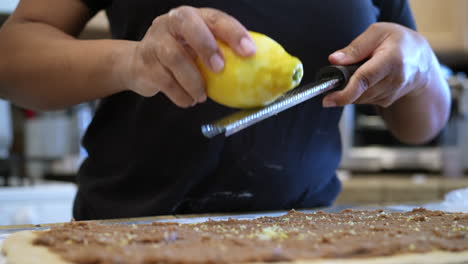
323, 22, 434, 108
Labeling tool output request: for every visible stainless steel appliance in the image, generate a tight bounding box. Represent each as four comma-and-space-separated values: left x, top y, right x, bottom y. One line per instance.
0, 99, 12, 159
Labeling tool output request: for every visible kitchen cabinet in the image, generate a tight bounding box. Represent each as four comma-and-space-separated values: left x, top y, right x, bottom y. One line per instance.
410, 0, 468, 52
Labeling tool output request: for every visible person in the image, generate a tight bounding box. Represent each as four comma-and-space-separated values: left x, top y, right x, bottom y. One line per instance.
0, 0, 450, 220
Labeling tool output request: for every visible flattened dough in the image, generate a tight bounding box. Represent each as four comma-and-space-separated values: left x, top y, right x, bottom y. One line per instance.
2, 231, 70, 264
3, 230, 468, 264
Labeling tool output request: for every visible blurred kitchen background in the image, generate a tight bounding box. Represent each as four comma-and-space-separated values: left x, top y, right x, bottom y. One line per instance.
0, 0, 468, 225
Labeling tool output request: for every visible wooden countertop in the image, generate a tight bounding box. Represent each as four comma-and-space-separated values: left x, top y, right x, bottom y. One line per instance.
336, 173, 468, 205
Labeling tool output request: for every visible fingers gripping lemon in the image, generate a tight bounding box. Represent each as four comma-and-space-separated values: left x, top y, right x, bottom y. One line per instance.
197, 31, 304, 109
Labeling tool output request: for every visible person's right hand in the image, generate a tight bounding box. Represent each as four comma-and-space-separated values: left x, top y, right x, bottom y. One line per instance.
119, 6, 256, 108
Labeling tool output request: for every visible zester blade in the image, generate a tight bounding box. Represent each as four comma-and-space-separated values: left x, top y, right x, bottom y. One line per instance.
201, 78, 342, 138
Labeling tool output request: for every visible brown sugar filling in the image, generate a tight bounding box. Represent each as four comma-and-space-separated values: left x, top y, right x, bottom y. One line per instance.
34, 208, 468, 264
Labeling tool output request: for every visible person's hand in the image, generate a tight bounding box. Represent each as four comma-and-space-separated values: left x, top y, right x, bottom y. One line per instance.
120, 6, 256, 107
323, 22, 434, 108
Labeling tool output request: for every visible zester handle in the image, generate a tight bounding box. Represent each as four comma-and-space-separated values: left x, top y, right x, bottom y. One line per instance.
316, 64, 361, 86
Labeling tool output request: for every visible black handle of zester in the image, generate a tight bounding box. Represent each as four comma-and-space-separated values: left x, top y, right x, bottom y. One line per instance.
316, 64, 361, 89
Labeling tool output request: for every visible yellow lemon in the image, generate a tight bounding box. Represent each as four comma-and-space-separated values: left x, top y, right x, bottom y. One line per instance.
197, 31, 303, 109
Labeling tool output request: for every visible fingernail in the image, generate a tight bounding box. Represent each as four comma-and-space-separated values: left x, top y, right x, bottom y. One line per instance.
198, 94, 207, 103
323, 99, 337, 108
240, 37, 256, 55
209, 53, 224, 72
331, 51, 346, 61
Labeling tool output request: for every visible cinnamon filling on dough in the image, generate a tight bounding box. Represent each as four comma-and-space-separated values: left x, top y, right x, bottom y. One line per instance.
34, 208, 468, 263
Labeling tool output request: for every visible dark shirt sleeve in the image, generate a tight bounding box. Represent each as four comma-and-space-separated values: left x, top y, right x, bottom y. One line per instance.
373, 0, 416, 30
80, 0, 112, 13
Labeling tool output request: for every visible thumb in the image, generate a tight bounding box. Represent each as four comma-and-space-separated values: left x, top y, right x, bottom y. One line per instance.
323, 53, 391, 107
329, 24, 385, 65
